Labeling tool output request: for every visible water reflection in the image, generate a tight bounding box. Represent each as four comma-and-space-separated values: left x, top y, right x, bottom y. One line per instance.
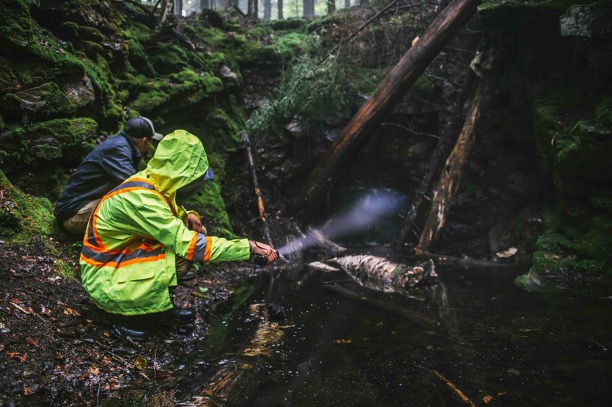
176, 254, 612, 406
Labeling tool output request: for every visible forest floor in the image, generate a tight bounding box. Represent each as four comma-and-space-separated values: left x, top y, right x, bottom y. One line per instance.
0, 236, 254, 406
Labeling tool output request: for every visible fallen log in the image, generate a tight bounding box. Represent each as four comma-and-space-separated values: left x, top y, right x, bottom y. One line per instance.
297, 0, 482, 213
332, 255, 437, 293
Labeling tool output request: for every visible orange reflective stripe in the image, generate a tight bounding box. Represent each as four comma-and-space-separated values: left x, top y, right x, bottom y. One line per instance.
187, 231, 198, 260
83, 185, 167, 253
80, 252, 166, 268
203, 236, 212, 262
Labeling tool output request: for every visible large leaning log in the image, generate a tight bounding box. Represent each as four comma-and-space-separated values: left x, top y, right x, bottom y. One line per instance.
394, 68, 478, 251
297, 0, 482, 213
416, 82, 485, 253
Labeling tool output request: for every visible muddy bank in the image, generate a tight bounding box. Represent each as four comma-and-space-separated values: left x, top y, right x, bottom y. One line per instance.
0, 237, 261, 405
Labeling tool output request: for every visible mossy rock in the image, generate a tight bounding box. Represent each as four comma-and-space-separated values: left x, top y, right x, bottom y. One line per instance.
530, 210, 612, 277
0, 118, 98, 171
1, 82, 80, 118
130, 69, 223, 115
0, 0, 35, 52
0, 57, 22, 93
0, 170, 55, 242
150, 43, 190, 75
180, 179, 236, 239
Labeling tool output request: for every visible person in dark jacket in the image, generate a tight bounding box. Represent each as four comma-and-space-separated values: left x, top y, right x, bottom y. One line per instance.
54, 116, 163, 235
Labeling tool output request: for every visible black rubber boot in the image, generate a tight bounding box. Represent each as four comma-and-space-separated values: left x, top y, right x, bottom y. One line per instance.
168, 307, 195, 321
112, 323, 149, 340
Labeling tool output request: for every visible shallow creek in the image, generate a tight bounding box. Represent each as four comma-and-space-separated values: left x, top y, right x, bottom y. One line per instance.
176, 251, 611, 406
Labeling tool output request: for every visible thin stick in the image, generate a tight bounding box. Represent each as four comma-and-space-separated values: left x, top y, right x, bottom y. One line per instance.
242, 133, 273, 246
431, 369, 476, 406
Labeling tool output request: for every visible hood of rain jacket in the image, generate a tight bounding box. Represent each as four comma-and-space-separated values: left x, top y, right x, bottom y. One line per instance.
79, 130, 251, 316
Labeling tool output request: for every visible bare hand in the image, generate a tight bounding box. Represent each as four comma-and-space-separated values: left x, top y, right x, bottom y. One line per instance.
186, 213, 202, 232
249, 240, 279, 265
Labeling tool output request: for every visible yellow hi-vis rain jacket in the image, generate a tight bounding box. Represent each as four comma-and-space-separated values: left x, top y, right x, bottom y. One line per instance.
79, 130, 250, 315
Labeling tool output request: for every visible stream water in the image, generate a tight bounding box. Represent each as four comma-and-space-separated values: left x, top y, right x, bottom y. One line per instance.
176, 253, 611, 406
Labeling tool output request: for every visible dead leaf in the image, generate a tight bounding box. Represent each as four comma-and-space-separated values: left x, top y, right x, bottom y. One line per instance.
483, 395, 494, 403
26, 338, 38, 347
8, 352, 27, 362
90, 366, 100, 376
334, 339, 352, 344
134, 355, 147, 370
63, 308, 81, 317
39, 305, 52, 317
495, 247, 518, 258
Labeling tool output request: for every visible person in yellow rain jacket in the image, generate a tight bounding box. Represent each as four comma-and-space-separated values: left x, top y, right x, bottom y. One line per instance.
80, 129, 278, 339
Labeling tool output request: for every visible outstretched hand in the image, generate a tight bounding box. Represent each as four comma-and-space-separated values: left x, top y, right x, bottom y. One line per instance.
249, 240, 279, 265
186, 213, 202, 232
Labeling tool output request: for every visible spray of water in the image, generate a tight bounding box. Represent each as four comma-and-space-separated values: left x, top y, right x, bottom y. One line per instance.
278, 188, 406, 257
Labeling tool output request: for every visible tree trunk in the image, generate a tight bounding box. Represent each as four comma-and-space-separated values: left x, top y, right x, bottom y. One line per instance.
248, 0, 258, 18
303, 0, 314, 18
278, 0, 284, 19
344, 0, 350, 8
296, 0, 481, 214
327, 0, 336, 15
264, 0, 272, 20
415, 82, 484, 254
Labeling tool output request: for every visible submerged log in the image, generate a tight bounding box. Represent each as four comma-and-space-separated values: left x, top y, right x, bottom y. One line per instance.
185, 304, 291, 406
323, 284, 437, 326
297, 0, 482, 213
332, 255, 437, 293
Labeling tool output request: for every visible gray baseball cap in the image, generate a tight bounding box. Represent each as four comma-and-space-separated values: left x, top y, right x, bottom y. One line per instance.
124, 116, 164, 141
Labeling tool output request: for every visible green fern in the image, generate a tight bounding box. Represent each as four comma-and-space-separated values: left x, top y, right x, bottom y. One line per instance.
246, 43, 351, 136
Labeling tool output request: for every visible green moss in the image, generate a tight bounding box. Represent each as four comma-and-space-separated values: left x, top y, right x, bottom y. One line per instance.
0, 0, 34, 51
150, 43, 190, 75
594, 96, 612, 129
0, 170, 55, 242
54, 259, 76, 280
81, 55, 124, 123
267, 32, 309, 60
130, 69, 223, 114
1, 82, 79, 117
0, 57, 21, 93
531, 210, 612, 277
187, 181, 236, 238
0, 118, 98, 168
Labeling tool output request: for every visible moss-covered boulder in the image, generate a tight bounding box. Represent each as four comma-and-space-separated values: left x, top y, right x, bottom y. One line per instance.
0, 170, 55, 242
0, 118, 98, 172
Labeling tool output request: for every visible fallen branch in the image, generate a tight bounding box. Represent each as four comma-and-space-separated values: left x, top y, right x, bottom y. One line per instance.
431, 369, 477, 406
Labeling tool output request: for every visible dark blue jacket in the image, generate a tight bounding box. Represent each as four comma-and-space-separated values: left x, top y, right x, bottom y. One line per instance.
54, 132, 141, 223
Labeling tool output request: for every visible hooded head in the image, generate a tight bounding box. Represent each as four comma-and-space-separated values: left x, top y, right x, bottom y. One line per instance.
144, 129, 210, 197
